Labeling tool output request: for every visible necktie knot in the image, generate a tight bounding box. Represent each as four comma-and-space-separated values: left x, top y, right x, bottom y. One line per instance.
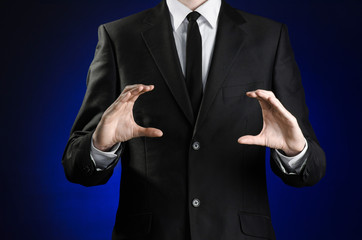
187, 11, 201, 22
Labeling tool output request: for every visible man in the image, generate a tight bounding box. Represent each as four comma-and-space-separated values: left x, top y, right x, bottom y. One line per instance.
62, 0, 326, 239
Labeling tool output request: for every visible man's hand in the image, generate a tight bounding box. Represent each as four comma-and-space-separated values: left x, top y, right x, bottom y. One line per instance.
93, 84, 163, 151
238, 89, 305, 156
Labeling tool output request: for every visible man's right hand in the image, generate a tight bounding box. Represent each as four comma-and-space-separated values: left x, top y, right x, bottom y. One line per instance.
92, 84, 163, 151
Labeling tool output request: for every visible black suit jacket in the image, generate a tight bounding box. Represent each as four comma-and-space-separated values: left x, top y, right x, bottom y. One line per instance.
62, 1, 326, 239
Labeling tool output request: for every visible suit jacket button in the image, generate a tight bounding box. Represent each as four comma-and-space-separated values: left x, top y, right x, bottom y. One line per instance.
192, 198, 200, 207
192, 141, 200, 150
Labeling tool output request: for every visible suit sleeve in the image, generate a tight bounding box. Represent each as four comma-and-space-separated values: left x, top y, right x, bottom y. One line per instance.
270, 24, 326, 187
62, 24, 122, 187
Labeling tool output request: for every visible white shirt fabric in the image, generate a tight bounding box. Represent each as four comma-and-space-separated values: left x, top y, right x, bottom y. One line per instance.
90, 0, 309, 175
167, 0, 220, 89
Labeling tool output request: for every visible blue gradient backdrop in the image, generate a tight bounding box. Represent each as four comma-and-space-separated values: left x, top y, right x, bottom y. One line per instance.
1, 0, 361, 239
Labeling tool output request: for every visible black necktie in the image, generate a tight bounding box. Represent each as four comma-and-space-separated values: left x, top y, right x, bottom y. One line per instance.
186, 11, 203, 121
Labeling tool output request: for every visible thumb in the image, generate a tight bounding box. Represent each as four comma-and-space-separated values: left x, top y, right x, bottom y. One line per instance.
238, 135, 265, 146
136, 127, 163, 138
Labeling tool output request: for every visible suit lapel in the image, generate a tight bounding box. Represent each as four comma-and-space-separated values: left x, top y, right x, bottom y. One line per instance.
195, 1, 248, 132
141, 0, 248, 129
142, 1, 195, 125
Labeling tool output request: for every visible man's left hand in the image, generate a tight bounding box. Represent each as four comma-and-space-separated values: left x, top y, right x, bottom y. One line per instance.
237, 89, 305, 157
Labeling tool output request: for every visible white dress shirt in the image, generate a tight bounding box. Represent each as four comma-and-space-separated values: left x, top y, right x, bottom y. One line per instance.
90, 0, 309, 175
167, 0, 221, 88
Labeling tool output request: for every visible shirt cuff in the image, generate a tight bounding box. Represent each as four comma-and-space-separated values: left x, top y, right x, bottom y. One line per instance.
274, 138, 308, 175
90, 136, 121, 171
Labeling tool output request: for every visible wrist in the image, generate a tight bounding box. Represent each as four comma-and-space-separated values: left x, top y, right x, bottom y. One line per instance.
282, 138, 306, 157
92, 131, 115, 152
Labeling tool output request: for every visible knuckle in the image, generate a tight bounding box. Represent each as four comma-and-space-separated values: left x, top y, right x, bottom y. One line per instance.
123, 84, 138, 91
265, 90, 274, 97
288, 115, 297, 124
101, 111, 111, 122
270, 96, 277, 102
114, 101, 124, 109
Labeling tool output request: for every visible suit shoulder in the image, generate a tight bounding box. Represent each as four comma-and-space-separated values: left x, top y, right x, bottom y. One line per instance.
236, 9, 283, 26
101, 8, 152, 36
235, 9, 283, 33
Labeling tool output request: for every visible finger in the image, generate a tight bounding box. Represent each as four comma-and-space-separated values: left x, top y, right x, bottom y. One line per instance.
122, 84, 152, 94
244, 91, 271, 112
254, 90, 274, 102
237, 135, 265, 146
254, 91, 275, 110
106, 91, 132, 113
118, 84, 154, 99
136, 127, 163, 138
246, 90, 296, 125
118, 91, 133, 103
245, 91, 258, 98
246, 89, 275, 98
247, 90, 272, 110
109, 87, 143, 113
246, 90, 273, 110
117, 85, 154, 103
251, 90, 288, 113
268, 96, 291, 116
256, 91, 293, 118
114, 85, 142, 103
110, 85, 155, 115
255, 89, 275, 98
128, 85, 154, 102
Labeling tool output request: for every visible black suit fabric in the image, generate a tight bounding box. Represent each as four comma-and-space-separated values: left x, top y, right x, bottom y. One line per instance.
62, 1, 326, 239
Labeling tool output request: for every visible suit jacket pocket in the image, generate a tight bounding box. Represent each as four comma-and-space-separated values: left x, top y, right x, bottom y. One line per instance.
238, 211, 275, 239
113, 212, 152, 239
222, 81, 264, 99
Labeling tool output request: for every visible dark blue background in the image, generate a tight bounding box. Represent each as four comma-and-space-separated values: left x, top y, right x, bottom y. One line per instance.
1, 0, 361, 239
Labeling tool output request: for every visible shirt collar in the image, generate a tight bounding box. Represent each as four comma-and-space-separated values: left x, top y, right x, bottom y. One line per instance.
166, 0, 221, 31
